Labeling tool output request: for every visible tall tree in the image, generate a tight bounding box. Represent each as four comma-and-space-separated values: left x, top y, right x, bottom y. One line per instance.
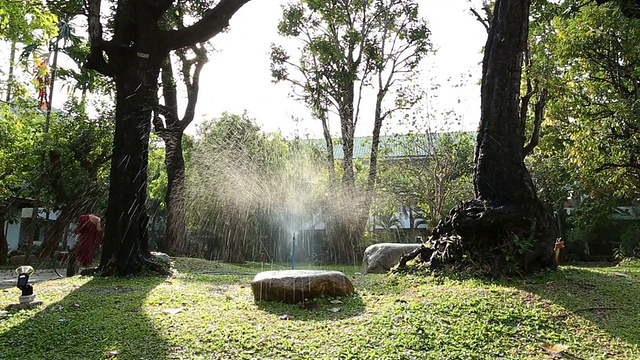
83, 0, 251, 275
402, 0, 558, 275
271, 0, 429, 263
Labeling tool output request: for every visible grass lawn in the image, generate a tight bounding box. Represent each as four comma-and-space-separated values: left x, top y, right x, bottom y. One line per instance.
0, 258, 639, 359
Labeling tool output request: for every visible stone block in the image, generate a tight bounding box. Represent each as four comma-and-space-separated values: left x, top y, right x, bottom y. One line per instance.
251, 270, 354, 304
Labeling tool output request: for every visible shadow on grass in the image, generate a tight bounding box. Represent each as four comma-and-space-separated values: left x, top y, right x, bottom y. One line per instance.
0, 275, 171, 359
518, 265, 640, 347
254, 293, 366, 322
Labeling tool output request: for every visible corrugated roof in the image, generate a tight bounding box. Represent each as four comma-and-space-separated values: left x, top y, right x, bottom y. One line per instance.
303, 132, 474, 160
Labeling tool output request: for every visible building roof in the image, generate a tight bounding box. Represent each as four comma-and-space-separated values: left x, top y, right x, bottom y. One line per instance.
304, 132, 475, 160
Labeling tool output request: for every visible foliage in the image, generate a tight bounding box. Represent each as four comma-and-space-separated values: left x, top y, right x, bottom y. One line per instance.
0, 1, 58, 42
616, 222, 640, 259
529, 1, 640, 201
0, 99, 44, 201
271, 0, 431, 194
0, 259, 639, 359
147, 135, 169, 211
374, 132, 475, 230
40, 98, 113, 213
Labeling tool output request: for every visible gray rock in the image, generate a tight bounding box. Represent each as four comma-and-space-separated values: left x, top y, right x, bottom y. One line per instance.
251, 270, 354, 304
363, 243, 423, 274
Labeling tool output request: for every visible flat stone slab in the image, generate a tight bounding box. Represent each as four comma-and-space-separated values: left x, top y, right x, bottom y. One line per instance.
251, 270, 354, 304
363, 243, 423, 274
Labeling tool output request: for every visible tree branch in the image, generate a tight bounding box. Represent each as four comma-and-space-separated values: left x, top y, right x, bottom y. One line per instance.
85, 0, 113, 76
595, 162, 640, 172
469, 8, 491, 34
178, 45, 208, 131
164, 0, 253, 51
523, 88, 548, 158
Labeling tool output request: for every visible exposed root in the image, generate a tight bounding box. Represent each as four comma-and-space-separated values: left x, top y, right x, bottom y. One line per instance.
397, 199, 558, 276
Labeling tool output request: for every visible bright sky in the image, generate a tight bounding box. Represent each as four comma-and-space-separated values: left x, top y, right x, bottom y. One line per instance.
0, 0, 487, 139
193, 0, 487, 138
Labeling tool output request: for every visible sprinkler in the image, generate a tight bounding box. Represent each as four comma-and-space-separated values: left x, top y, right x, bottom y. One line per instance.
15, 266, 36, 303
291, 233, 296, 269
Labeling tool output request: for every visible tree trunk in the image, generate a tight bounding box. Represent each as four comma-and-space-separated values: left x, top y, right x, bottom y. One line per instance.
39, 210, 71, 259
24, 199, 39, 263
165, 132, 188, 255
5, 41, 16, 102
99, 66, 158, 276
320, 114, 337, 186
84, 0, 251, 275
405, 0, 557, 276
327, 102, 360, 265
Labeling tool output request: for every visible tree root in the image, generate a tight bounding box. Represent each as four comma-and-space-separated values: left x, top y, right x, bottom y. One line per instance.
398, 199, 558, 276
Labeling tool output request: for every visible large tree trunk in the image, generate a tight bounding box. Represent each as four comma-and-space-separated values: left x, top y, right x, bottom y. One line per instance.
402, 0, 556, 276
99, 64, 158, 275
327, 102, 361, 265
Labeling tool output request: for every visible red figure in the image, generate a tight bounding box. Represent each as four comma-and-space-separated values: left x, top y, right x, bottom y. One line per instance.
74, 214, 104, 266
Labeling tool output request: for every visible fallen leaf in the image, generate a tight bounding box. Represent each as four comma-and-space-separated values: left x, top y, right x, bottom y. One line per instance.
105, 350, 120, 358
162, 307, 184, 315
279, 314, 294, 320
72, 303, 81, 309
327, 307, 342, 313
50, 304, 64, 311
541, 343, 568, 355
330, 299, 343, 304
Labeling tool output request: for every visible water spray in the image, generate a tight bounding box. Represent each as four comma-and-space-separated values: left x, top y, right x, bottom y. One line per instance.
291, 233, 296, 269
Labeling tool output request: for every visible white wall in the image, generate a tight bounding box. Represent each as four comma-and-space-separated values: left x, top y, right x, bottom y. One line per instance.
4, 207, 61, 251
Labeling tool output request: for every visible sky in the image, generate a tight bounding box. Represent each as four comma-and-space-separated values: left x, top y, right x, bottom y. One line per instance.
192, 0, 488, 138
0, 0, 487, 139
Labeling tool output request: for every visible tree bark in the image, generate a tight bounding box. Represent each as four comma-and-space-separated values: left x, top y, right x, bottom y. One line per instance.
164, 133, 188, 254
100, 70, 156, 275
475, 0, 535, 205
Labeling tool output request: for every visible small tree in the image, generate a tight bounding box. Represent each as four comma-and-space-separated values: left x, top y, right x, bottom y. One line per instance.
153, 43, 208, 255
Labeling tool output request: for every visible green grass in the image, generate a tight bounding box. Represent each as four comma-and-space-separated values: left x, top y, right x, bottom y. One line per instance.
0, 258, 639, 359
